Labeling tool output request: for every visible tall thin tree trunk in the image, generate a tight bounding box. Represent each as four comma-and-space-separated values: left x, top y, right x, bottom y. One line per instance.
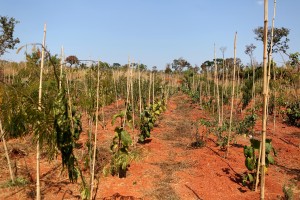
1, 120, 15, 183
225, 32, 237, 158
261, 1, 269, 199
90, 61, 100, 200
36, 23, 46, 200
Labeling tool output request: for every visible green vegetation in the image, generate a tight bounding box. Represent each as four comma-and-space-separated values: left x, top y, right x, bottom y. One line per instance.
242, 138, 276, 189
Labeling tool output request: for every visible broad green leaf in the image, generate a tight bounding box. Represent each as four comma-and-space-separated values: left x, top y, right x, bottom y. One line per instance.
248, 173, 254, 183
245, 157, 255, 171
250, 138, 260, 149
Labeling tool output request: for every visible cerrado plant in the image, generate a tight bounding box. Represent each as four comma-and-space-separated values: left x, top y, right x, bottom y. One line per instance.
106, 104, 133, 178
53, 86, 82, 182
285, 101, 300, 127
190, 121, 205, 148
243, 138, 276, 189
235, 112, 257, 136
138, 98, 166, 143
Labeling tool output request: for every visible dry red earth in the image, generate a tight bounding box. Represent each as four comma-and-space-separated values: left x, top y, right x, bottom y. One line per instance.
0, 93, 299, 200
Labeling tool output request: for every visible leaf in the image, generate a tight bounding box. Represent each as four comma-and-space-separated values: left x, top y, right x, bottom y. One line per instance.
112, 111, 125, 125
244, 146, 254, 158
250, 138, 260, 149
245, 157, 255, 171
265, 142, 272, 154
120, 130, 132, 147
267, 154, 275, 165
248, 173, 254, 183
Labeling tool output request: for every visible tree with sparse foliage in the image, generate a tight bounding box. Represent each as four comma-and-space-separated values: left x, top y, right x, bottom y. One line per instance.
254, 26, 290, 56
65, 55, 79, 67
289, 52, 300, 69
172, 57, 191, 72
0, 16, 20, 56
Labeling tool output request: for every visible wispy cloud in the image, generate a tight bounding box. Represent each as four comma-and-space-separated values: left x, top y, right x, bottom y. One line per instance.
257, 0, 264, 6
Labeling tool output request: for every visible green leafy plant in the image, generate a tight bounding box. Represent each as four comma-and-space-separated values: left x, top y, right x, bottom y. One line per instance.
105, 105, 133, 178
285, 101, 300, 127
53, 88, 82, 182
243, 138, 276, 189
138, 99, 166, 143
0, 176, 28, 188
190, 121, 205, 148
236, 113, 257, 136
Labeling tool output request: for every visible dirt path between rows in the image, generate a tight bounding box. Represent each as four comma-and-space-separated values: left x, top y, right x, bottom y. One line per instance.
97, 93, 299, 200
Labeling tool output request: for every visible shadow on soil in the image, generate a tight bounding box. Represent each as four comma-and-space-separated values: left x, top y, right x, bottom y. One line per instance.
206, 146, 246, 189
275, 164, 300, 181
102, 192, 142, 200
185, 184, 203, 200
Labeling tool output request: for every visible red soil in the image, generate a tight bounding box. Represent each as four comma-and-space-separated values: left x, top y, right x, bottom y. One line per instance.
0, 94, 299, 200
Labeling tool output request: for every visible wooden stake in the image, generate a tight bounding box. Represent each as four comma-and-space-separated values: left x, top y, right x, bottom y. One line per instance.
138, 62, 142, 115
1, 120, 15, 183
36, 23, 46, 200
90, 61, 100, 200
59, 46, 64, 90
214, 44, 221, 126
261, 0, 269, 199
225, 32, 237, 158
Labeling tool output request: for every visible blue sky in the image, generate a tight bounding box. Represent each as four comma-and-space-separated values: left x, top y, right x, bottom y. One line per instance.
1, 0, 299, 69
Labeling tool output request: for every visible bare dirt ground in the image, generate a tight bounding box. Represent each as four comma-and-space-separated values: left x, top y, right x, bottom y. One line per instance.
0, 93, 299, 200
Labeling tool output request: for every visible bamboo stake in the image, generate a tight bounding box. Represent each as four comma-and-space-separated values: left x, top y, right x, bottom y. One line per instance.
130, 61, 135, 131
268, 0, 277, 132
253, 55, 256, 113
255, 141, 262, 191
261, 0, 269, 199
236, 63, 240, 113
148, 72, 151, 106
90, 61, 100, 200
199, 74, 202, 105
123, 57, 131, 127
36, 23, 46, 200
138, 62, 142, 115
220, 47, 226, 124
214, 44, 221, 126
152, 71, 155, 102
112, 70, 119, 109
59, 46, 64, 90
1, 120, 15, 183
225, 32, 237, 158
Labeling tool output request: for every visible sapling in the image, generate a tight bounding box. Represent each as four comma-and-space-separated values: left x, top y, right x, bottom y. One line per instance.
106, 105, 133, 178
243, 138, 276, 190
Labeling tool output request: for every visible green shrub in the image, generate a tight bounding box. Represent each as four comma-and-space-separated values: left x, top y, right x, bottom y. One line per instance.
285, 101, 300, 127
